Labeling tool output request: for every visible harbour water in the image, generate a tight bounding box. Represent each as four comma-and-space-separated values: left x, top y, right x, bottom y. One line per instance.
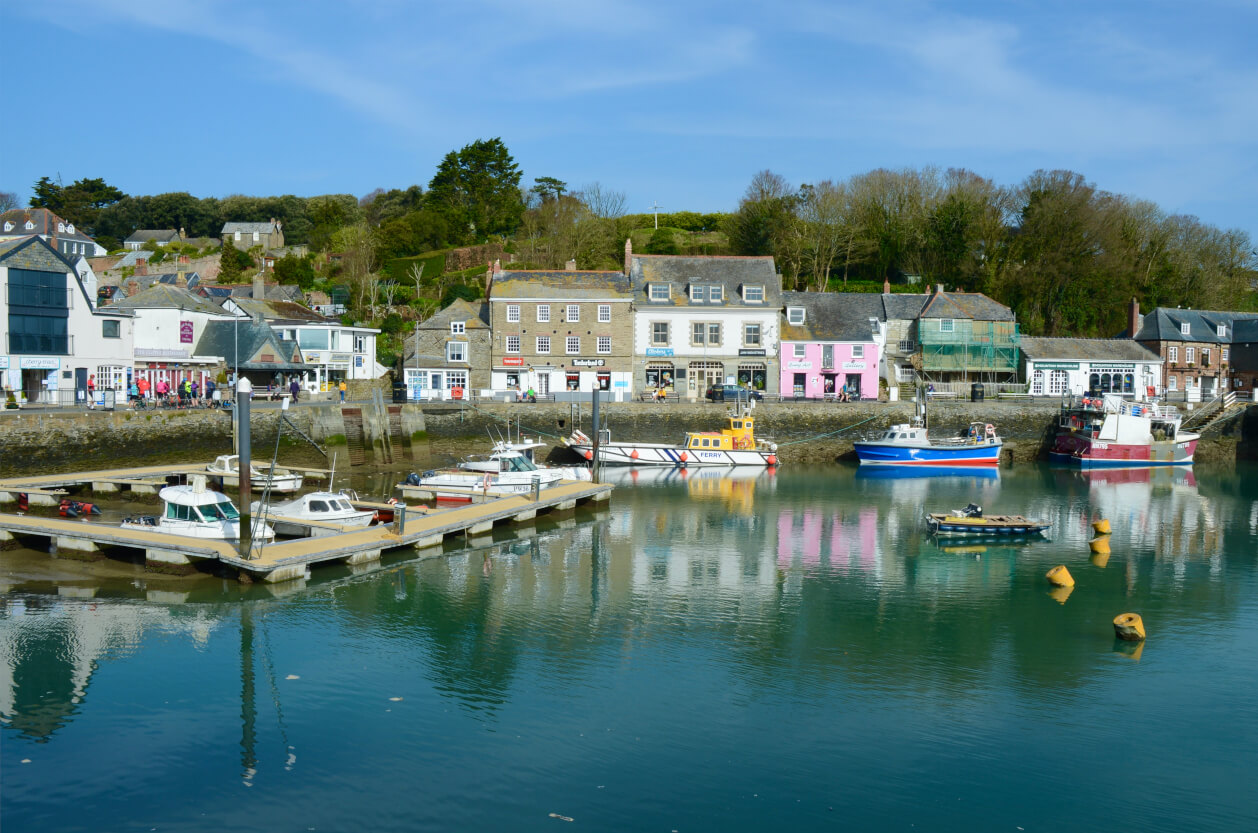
3, 463, 1257, 832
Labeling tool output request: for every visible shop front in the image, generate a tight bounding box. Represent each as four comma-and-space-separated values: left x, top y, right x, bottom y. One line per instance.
404, 367, 470, 400
1026, 360, 1159, 400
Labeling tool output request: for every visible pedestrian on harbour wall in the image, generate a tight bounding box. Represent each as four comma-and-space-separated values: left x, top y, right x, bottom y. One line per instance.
290, 379, 300, 402
137, 377, 150, 401
338, 380, 347, 403
87, 375, 95, 409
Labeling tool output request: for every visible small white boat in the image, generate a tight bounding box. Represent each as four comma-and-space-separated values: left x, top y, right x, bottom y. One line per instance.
251, 491, 376, 535
121, 475, 275, 540
207, 454, 304, 493
401, 455, 565, 502
459, 440, 592, 482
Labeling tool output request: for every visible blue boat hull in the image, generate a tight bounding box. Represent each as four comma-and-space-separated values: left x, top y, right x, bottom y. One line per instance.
1048, 451, 1193, 469
854, 441, 1002, 466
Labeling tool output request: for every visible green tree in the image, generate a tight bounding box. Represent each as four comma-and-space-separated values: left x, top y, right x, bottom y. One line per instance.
440, 283, 479, 307
532, 176, 567, 203
274, 253, 316, 289
644, 227, 679, 255
427, 138, 524, 243
30, 176, 127, 235
219, 237, 249, 281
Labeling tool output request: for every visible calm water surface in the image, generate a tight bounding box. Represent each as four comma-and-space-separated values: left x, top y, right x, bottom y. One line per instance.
2, 464, 1257, 832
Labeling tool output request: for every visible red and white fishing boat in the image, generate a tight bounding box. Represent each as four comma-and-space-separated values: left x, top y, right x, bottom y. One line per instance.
1049, 394, 1197, 468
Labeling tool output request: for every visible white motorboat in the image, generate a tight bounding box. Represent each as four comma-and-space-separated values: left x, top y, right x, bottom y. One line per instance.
251, 491, 376, 535
207, 454, 304, 493
401, 454, 565, 501
459, 440, 592, 482
121, 475, 275, 540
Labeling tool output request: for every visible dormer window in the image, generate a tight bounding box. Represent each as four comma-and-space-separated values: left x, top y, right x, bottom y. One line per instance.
67, 223, 74, 234
1217, 324, 1226, 338
742, 285, 765, 303
689, 284, 723, 303
1180, 322, 1191, 336
2, 221, 11, 232
25, 221, 34, 230
450, 321, 465, 335
58, 222, 65, 233
787, 307, 805, 325
710, 285, 723, 303
648, 283, 670, 302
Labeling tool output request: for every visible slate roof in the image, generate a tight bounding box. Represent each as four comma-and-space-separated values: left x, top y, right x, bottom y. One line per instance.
417, 298, 489, 330
0, 234, 75, 273
110, 250, 152, 269
781, 292, 884, 342
879, 293, 929, 321
152, 272, 201, 288
1232, 319, 1258, 343
0, 208, 98, 244
628, 255, 782, 307
1131, 308, 1258, 344
491, 270, 632, 300
221, 221, 280, 235
230, 297, 332, 323
107, 283, 231, 316
1019, 337, 1162, 363
195, 319, 306, 369
124, 229, 180, 245
919, 289, 1015, 321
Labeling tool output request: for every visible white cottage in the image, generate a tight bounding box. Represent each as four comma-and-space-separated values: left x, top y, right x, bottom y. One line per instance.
1020, 337, 1164, 401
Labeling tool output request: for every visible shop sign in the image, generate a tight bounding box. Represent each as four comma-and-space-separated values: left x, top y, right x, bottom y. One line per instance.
0, 357, 8, 369
502, 356, 525, 366
645, 347, 674, 357
179, 321, 194, 344
738, 349, 766, 357
787, 360, 812, 370
614, 380, 629, 388
20, 357, 60, 370
305, 352, 322, 363
1034, 361, 1080, 370
354, 356, 364, 368
842, 361, 866, 370
331, 352, 352, 363
1089, 363, 1135, 372
572, 358, 605, 367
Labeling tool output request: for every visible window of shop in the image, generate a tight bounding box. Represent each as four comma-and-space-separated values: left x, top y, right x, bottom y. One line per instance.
506, 335, 520, 353
597, 336, 611, 354
690, 361, 723, 392
507, 305, 520, 323
505, 372, 520, 389
646, 364, 674, 389
651, 322, 669, 345
537, 336, 550, 354
1031, 370, 1044, 396
737, 365, 766, 390
597, 371, 611, 390
96, 365, 126, 390
566, 336, 580, 354
566, 373, 580, 391
1049, 370, 1069, 396
744, 324, 761, 347
445, 371, 467, 390
537, 305, 550, 323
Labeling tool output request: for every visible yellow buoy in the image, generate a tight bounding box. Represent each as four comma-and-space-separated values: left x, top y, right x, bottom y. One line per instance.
1113, 612, 1146, 641
1048, 584, 1074, 605
1092, 518, 1111, 535
1090, 551, 1110, 568
1089, 537, 1111, 554
1046, 565, 1075, 587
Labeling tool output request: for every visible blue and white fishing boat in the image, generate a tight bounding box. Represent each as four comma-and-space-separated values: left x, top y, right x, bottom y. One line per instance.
854, 421, 1002, 467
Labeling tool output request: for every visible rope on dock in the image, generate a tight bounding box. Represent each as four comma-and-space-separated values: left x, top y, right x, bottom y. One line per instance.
774, 414, 881, 446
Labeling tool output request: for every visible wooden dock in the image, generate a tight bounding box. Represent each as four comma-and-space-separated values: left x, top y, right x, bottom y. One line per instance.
0, 475, 612, 583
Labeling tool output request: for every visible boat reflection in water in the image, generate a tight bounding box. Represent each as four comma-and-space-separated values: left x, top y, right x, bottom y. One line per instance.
854, 465, 1000, 481
598, 465, 775, 488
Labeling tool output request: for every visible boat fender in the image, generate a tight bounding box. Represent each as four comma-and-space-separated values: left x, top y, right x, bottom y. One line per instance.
766, 454, 778, 466
985, 423, 996, 438
583, 450, 594, 461
483, 473, 492, 491
630, 449, 639, 460
1113, 613, 1146, 642
1092, 518, 1111, 535
16, 493, 29, 512
387, 497, 400, 505
59, 499, 78, 518
1046, 565, 1074, 587
678, 451, 688, 463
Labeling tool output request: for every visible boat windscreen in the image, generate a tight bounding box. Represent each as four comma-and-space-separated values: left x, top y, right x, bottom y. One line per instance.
506, 456, 539, 472
209, 499, 240, 520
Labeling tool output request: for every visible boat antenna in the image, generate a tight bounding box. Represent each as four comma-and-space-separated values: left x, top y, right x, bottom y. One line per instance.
253, 397, 289, 559
329, 451, 337, 492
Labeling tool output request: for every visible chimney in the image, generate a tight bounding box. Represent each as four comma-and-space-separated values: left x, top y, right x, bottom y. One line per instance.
624, 238, 633, 276
882, 277, 891, 295
176, 269, 186, 287
934, 283, 945, 295
136, 258, 147, 277
565, 258, 577, 271
1128, 298, 1140, 338
492, 258, 502, 275
253, 272, 265, 300
127, 280, 140, 297
179, 226, 186, 240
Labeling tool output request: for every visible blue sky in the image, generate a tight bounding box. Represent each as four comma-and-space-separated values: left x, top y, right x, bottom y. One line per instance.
3, 0, 1256, 240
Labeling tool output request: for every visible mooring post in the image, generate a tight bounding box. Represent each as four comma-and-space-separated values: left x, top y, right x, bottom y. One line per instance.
591, 388, 601, 483
237, 378, 253, 559
393, 503, 406, 535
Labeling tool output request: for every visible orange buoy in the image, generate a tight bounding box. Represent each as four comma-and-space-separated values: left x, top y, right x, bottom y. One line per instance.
583, 450, 593, 461
630, 449, 639, 460
1113, 612, 1146, 641
1092, 518, 1111, 535
766, 455, 778, 466
679, 451, 688, 463
1046, 565, 1074, 587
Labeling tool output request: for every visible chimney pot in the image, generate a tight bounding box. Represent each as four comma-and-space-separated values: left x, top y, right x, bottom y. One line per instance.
935, 284, 945, 294
565, 258, 577, 271
882, 277, 891, 295
624, 238, 633, 276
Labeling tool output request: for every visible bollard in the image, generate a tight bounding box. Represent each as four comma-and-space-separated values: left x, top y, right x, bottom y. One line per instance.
1113, 613, 1146, 641
1046, 565, 1074, 587
393, 503, 407, 535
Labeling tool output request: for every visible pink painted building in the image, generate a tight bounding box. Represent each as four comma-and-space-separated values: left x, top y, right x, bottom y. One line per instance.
779, 292, 885, 400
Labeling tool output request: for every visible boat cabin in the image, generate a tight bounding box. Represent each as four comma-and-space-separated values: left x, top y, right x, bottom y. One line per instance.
685, 413, 758, 451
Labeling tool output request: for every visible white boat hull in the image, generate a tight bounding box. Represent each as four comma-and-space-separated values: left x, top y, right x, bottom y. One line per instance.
568, 441, 774, 467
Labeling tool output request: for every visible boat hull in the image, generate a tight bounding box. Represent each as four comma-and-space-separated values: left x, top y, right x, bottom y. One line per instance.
926, 515, 1049, 536
569, 442, 774, 467
854, 441, 1002, 466
1049, 435, 1197, 468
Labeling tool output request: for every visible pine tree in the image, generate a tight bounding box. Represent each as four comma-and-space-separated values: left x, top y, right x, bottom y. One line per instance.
220, 237, 243, 281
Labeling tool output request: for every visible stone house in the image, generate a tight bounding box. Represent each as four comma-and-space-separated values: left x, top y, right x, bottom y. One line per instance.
221, 219, 284, 251
627, 245, 783, 399
488, 268, 634, 397
399, 298, 491, 399
124, 229, 181, 250
1128, 300, 1258, 400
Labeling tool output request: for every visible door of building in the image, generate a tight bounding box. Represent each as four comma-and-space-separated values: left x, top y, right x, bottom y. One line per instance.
75, 367, 88, 404
793, 373, 806, 398
537, 373, 550, 397
846, 375, 861, 397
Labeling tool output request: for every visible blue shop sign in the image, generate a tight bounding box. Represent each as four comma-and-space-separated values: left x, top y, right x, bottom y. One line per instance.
645, 347, 674, 357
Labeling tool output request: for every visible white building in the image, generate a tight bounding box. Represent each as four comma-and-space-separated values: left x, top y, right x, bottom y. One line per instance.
223, 297, 383, 390
628, 250, 783, 398
106, 284, 240, 393
1020, 337, 1164, 400
0, 236, 133, 404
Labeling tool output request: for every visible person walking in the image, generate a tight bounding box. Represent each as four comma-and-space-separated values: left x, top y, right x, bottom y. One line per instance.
191, 380, 200, 407
137, 377, 150, 402
87, 375, 96, 410
290, 378, 300, 403
338, 379, 347, 403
